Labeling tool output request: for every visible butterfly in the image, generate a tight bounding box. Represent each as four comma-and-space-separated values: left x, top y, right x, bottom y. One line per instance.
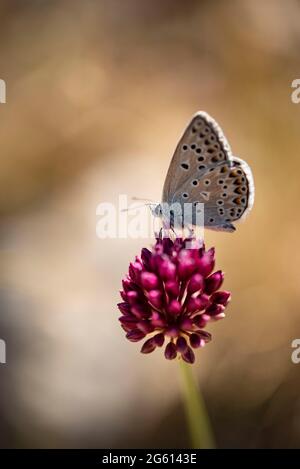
152, 112, 254, 233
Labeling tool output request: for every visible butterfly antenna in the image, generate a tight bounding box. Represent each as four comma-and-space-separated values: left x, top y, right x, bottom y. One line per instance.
121, 202, 154, 213
131, 196, 154, 203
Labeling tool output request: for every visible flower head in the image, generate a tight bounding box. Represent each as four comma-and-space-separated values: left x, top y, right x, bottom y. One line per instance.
118, 238, 231, 364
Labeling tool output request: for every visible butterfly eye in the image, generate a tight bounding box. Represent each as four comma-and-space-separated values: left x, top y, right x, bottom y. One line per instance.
197, 156, 204, 162
204, 139, 210, 145
182, 145, 188, 151
209, 218, 214, 223
204, 179, 210, 186
198, 165, 206, 171
196, 148, 202, 154
182, 193, 189, 199
192, 180, 198, 186
217, 179, 224, 185
155, 205, 162, 216
217, 200, 224, 206
221, 192, 227, 198
181, 163, 189, 170
192, 127, 197, 133
191, 144, 196, 150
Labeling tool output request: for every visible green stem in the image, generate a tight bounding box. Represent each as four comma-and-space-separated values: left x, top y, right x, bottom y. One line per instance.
179, 360, 216, 449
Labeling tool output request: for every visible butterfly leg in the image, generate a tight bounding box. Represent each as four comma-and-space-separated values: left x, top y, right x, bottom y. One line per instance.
187, 224, 195, 238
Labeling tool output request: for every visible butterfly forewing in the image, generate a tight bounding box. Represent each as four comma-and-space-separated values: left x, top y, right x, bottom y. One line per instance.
162, 112, 232, 203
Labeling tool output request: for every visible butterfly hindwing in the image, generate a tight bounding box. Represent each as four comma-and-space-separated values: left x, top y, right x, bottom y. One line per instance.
171, 159, 253, 230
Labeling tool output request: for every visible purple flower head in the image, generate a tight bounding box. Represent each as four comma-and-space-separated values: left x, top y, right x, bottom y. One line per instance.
118, 238, 231, 364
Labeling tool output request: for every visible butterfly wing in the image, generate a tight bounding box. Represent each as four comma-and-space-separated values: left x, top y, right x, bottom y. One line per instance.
162, 112, 254, 232
162, 111, 232, 203
172, 158, 254, 231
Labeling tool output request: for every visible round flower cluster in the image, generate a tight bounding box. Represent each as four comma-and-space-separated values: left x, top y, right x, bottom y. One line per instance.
118, 238, 230, 364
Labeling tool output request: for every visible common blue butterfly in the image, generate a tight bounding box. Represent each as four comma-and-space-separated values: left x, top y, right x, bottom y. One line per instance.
153, 112, 254, 233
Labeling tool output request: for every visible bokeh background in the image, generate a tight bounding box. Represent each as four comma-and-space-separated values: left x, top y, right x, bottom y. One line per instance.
1, 0, 300, 449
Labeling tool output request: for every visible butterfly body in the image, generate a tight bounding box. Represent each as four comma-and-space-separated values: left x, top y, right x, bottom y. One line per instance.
155, 112, 254, 233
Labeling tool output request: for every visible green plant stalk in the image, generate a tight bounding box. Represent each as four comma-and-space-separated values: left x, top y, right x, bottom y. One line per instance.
179, 360, 216, 449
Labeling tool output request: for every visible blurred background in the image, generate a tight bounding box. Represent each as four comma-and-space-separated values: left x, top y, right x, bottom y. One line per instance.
1, 0, 300, 449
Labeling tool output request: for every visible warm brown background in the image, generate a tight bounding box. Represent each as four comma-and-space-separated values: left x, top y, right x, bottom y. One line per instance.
1, 0, 300, 448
